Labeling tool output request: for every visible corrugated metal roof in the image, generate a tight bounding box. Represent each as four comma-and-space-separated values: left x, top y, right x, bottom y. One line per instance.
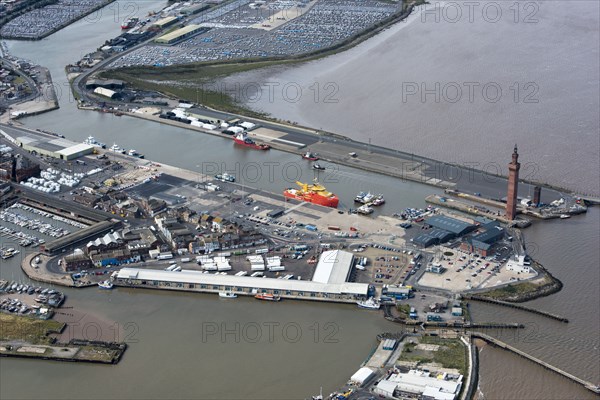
56, 143, 94, 157
425, 215, 475, 235
312, 250, 354, 284
116, 267, 368, 295
471, 226, 503, 243
156, 24, 201, 42
94, 87, 116, 98
153, 16, 177, 27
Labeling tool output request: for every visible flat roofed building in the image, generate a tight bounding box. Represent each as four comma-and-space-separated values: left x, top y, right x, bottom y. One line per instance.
155, 25, 207, 44
179, 4, 210, 15
152, 16, 178, 29
350, 367, 375, 387
471, 226, 504, 246
16, 135, 93, 160
425, 215, 476, 236
56, 143, 94, 160
312, 250, 354, 284
115, 267, 369, 302
386, 369, 462, 400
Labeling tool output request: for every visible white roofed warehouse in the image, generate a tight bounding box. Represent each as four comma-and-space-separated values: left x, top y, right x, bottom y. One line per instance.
94, 87, 117, 99
114, 268, 369, 303
16, 135, 93, 161
312, 250, 355, 284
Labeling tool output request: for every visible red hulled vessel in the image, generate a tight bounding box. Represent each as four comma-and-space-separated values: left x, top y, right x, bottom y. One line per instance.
233, 132, 270, 150
284, 180, 339, 208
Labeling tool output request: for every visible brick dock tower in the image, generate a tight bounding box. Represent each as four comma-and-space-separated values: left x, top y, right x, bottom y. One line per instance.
506, 145, 520, 220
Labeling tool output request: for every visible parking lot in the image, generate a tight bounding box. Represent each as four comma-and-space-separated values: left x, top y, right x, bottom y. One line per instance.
1, 0, 111, 40
417, 247, 538, 292
352, 246, 411, 285
110, 0, 401, 67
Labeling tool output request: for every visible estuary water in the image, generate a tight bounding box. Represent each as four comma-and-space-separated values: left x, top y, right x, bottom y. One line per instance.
1, 1, 599, 398
229, 0, 600, 197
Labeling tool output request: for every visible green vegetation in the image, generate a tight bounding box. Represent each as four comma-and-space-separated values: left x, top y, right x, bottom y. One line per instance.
78, 345, 120, 362
396, 303, 411, 319
481, 281, 542, 300
399, 336, 467, 375
13, 76, 26, 85
421, 336, 467, 374
0, 313, 64, 345
461, 302, 470, 321
101, 62, 285, 117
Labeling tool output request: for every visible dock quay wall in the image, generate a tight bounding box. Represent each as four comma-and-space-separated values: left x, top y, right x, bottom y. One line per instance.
382, 307, 524, 330
21, 253, 94, 288
471, 332, 600, 394
114, 281, 360, 304
0, 339, 127, 364
469, 260, 563, 303
464, 295, 568, 323
460, 335, 479, 400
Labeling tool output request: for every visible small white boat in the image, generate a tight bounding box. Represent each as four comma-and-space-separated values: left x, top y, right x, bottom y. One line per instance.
84, 136, 106, 149
357, 204, 374, 215
110, 143, 125, 154
559, 214, 571, 219
219, 292, 237, 298
357, 297, 380, 309
215, 172, 235, 182
98, 280, 114, 290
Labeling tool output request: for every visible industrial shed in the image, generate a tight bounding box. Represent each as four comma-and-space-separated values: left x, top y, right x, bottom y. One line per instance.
461, 225, 504, 256
179, 4, 210, 15
425, 215, 476, 236
413, 229, 454, 248
42, 221, 117, 254
151, 16, 178, 29
16, 135, 93, 160
85, 79, 125, 90
56, 143, 95, 160
311, 250, 354, 284
115, 268, 369, 302
350, 367, 376, 386
413, 234, 438, 248
94, 87, 117, 99
154, 25, 208, 44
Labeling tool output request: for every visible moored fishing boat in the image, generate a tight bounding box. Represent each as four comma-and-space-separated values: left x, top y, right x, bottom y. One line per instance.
255, 293, 281, 301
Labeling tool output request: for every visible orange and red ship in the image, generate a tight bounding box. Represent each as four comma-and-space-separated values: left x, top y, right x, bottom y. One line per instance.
233, 132, 270, 150
283, 180, 339, 208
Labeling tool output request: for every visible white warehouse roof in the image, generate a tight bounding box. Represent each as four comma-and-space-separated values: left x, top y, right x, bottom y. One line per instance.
312, 250, 354, 284
117, 268, 369, 296
56, 143, 94, 157
94, 87, 116, 98
350, 367, 375, 385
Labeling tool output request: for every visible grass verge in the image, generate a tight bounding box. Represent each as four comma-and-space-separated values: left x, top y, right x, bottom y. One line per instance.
0, 313, 64, 345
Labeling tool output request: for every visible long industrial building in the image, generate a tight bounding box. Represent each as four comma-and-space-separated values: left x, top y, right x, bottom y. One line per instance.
154, 25, 208, 44
15, 135, 93, 161
115, 268, 369, 302
312, 249, 355, 284
114, 250, 370, 303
